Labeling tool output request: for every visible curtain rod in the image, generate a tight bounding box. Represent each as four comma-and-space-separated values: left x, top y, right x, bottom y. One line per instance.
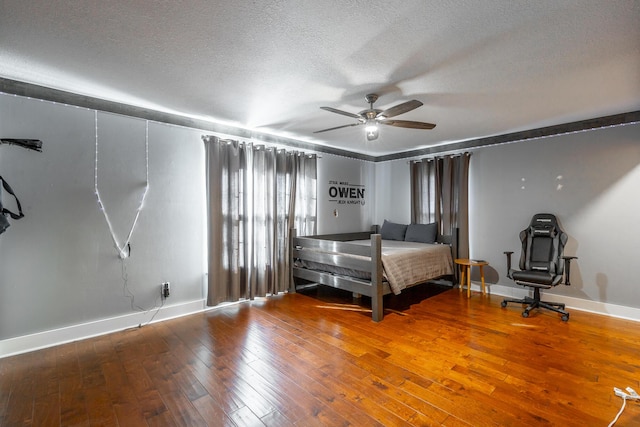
407, 152, 471, 164
202, 135, 321, 158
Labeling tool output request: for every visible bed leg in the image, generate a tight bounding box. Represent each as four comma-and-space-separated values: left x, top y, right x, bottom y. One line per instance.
372, 293, 383, 322
289, 228, 297, 294
371, 233, 383, 322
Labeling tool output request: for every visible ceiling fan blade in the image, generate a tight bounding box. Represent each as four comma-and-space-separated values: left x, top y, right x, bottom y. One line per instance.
320, 106, 362, 119
380, 119, 436, 130
379, 99, 423, 118
313, 123, 361, 133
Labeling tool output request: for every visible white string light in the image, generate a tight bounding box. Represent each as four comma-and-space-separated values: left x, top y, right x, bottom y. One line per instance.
94, 110, 150, 259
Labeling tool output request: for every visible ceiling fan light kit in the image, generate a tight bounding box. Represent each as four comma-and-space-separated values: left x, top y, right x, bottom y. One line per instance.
366, 126, 379, 141
315, 93, 436, 141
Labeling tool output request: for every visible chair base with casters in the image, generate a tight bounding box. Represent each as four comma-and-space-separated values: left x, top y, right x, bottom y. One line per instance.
501, 287, 569, 322
501, 213, 577, 322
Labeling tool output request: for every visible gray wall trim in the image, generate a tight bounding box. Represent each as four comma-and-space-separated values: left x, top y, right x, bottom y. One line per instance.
2, 77, 637, 163
0, 78, 375, 162
375, 111, 640, 162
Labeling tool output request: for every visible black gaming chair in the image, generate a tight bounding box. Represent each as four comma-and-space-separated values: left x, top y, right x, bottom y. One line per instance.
501, 213, 577, 321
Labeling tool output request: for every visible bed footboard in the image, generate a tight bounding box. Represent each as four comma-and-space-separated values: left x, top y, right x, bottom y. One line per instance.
290, 229, 385, 321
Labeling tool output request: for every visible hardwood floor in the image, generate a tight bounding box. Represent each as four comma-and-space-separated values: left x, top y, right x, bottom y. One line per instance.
2, 285, 640, 426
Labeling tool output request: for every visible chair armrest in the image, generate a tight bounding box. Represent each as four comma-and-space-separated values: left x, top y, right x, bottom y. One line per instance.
562, 256, 577, 286
504, 251, 514, 279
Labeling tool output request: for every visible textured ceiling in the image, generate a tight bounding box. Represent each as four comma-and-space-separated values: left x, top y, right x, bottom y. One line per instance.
1, 1, 639, 156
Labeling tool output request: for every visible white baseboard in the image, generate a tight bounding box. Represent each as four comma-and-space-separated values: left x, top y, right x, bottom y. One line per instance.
0, 299, 207, 358
471, 283, 640, 322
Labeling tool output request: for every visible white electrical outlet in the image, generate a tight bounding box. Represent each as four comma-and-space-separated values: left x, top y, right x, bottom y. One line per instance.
162, 282, 170, 298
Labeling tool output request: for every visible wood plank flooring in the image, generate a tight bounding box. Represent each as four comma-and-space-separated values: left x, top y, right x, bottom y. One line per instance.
2, 285, 640, 426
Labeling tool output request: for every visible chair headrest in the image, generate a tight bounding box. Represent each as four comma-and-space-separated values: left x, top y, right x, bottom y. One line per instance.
529, 213, 559, 236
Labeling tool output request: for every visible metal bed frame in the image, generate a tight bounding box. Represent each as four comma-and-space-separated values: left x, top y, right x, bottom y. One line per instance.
289, 227, 458, 321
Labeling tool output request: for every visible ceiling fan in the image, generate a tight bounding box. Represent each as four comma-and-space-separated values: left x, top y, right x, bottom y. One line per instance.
314, 93, 436, 141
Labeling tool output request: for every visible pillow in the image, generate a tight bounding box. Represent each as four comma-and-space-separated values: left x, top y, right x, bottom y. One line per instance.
380, 220, 408, 241
404, 222, 438, 244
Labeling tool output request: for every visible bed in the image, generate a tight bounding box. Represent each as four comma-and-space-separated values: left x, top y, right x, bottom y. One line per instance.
289, 224, 457, 321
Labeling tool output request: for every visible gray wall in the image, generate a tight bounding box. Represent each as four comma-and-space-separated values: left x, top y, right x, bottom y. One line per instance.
374, 122, 640, 309
470, 123, 640, 306
0, 93, 374, 343
374, 159, 412, 225
0, 94, 207, 340
317, 154, 375, 234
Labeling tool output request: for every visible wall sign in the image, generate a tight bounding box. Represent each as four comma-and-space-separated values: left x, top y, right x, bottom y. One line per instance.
328, 180, 366, 206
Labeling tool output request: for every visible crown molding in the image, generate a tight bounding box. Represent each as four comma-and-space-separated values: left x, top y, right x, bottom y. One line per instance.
2, 77, 637, 163
0, 78, 375, 161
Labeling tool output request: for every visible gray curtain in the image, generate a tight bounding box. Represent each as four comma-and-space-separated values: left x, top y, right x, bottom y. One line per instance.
204, 136, 317, 306
410, 153, 471, 258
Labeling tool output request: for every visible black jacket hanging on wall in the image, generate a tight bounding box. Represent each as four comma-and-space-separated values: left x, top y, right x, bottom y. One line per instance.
0, 139, 43, 152
0, 175, 24, 234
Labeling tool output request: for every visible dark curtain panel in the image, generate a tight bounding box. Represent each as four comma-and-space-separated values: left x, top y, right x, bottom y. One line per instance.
410, 153, 471, 258
204, 136, 317, 306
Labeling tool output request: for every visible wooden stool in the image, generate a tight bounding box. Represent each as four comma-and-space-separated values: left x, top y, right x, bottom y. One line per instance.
454, 259, 488, 298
